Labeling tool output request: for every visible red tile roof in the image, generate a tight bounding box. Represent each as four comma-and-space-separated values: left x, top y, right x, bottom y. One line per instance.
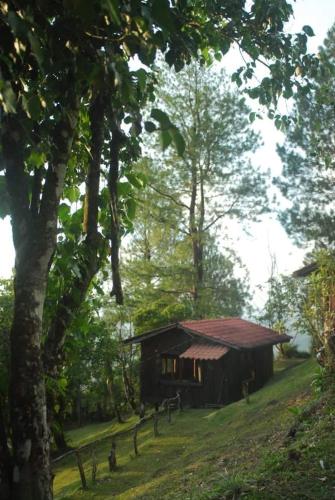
180, 318, 290, 349
180, 343, 229, 360
124, 317, 290, 350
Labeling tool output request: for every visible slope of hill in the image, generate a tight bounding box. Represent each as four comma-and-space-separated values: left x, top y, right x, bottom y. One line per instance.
54, 359, 335, 499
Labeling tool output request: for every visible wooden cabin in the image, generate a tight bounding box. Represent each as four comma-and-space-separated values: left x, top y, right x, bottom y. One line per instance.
125, 318, 290, 407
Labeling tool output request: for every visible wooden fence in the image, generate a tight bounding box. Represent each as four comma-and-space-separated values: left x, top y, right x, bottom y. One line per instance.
52, 393, 182, 490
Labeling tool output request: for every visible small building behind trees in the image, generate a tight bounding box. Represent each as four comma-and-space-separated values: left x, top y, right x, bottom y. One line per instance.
125, 318, 290, 407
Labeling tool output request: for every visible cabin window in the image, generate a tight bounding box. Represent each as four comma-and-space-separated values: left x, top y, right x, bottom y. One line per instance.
161, 355, 178, 378
179, 359, 203, 382
161, 356, 203, 383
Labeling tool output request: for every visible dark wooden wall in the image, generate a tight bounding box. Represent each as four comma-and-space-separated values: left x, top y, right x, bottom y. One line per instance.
139, 329, 275, 407
222, 345, 274, 403
140, 327, 193, 403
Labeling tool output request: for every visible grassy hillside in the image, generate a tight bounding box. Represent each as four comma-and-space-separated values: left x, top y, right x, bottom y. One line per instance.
54, 359, 335, 499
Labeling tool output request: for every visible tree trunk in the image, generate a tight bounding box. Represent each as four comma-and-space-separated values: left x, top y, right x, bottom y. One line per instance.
0, 401, 11, 500
189, 154, 199, 306
9, 270, 52, 500
2, 104, 78, 499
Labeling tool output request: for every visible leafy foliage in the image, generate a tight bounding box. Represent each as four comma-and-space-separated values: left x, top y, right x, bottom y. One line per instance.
275, 24, 335, 246
302, 251, 335, 372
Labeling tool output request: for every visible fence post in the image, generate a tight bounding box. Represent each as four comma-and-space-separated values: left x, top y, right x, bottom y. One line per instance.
177, 392, 182, 412
75, 450, 88, 490
91, 446, 97, 484
133, 423, 139, 455
108, 440, 117, 471
242, 381, 250, 404
167, 401, 171, 423
153, 412, 159, 437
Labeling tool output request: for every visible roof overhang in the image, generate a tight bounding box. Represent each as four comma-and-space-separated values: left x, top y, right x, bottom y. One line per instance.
179, 344, 229, 360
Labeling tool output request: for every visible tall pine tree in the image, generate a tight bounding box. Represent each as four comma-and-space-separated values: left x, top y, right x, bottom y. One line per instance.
275, 25, 335, 247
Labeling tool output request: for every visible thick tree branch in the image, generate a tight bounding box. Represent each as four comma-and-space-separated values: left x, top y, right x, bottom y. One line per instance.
39, 106, 78, 243
43, 92, 105, 376
1, 115, 31, 255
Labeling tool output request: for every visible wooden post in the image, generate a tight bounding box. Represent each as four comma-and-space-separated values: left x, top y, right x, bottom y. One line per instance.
133, 423, 139, 456
153, 412, 159, 437
167, 401, 171, 423
108, 440, 117, 471
75, 450, 87, 490
91, 446, 97, 484
177, 392, 182, 412
242, 381, 250, 404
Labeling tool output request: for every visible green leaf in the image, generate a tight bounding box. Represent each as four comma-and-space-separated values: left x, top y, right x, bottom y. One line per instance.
135, 172, 148, 187
58, 203, 71, 222
126, 172, 144, 189
134, 68, 147, 92
302, 25, 315, 37
160, 129, 172, 150
118, 181, 133, 197
248, 87, 260, 99
170, 127, 185, 156
144, 121, 156, 133
64, 186, 80, 203
27, 151, 46, 168
151, 108, 171, 129
72, 263, 82, 279
283, 87, 293, 99
27, 32, 45, 70
249, 112, 256, 123
151, 0, 175, 33
126, 198, 136, 221
26, 95, 42, 121
0, 81, 17, 113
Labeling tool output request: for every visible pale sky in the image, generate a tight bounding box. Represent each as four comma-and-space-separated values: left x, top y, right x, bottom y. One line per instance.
1, 0, 335, 312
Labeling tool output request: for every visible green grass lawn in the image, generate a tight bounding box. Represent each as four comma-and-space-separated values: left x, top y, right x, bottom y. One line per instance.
54, 359, 334, 499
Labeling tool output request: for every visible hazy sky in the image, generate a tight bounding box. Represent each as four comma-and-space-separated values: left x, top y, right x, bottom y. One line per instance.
1, 0, 335, 310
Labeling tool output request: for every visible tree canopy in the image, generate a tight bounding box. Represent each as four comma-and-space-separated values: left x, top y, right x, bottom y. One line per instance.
275, 24, 335, 246
123, 62, 256, 324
